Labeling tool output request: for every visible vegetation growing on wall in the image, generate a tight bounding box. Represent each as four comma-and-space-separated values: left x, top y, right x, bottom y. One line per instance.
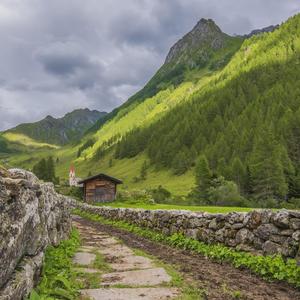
28, 229, 81, 300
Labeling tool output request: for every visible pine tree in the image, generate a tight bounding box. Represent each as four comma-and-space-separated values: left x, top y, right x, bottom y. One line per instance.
244, 165, 254, 197
230, 157, 246, 192
194, 155, 212, 199
140, 161, 148, 180
250, 129, 288, 200
109, 158, 113, 168
47, 156, 55, 182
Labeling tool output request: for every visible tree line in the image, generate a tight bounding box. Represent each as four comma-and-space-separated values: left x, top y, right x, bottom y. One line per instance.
32, 156, 59, 184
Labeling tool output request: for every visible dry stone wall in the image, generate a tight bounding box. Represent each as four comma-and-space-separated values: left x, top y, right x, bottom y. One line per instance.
71, 200, 300, 260
0, 168, 71, 300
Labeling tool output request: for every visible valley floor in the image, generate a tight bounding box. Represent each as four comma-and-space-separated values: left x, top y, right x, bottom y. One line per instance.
75, 215, 300, 300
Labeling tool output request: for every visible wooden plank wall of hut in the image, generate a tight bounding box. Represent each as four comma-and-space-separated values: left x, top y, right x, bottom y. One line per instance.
85, 178, 116, 203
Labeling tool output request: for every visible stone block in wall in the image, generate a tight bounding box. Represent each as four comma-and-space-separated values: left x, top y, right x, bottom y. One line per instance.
290, 218, 300, 230
254, 223, 279, 240
235, 228, 254, 245
262, 241, 282, 255
272, 211, 290, 229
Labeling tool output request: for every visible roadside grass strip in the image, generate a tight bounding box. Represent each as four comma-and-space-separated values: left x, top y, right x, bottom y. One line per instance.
28, 229, 81, 300
74, 209, 300, 288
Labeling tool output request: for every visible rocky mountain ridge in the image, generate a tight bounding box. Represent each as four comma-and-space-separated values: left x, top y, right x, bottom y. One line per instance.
165, 18, 229, 65
244, 24, 279, 38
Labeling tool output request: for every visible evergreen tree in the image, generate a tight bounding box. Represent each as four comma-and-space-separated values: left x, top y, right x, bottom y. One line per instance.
47, 156, 55, 182
140, 161, 148, 180
33, 156, 57, 184
230, 157, 246, 192
194, 155, 212, 199
250, 129, 288, 200
244, 165, 254, 197
109, 158, 113, 168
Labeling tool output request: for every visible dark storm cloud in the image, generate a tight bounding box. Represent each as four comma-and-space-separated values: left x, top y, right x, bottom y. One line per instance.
0, 0, 299, 130
35, 46, 92, 76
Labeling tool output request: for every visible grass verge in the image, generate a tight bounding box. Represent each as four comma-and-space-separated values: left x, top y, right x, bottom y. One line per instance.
28, 229, 81, 300
74, 209, 300, 288
94, 202, 254, 213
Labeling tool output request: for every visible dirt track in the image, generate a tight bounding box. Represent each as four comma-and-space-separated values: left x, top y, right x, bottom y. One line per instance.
75, 216, 300, 300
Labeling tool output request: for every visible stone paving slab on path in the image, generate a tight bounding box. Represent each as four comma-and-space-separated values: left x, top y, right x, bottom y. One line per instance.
72, 215, 179, 300
73, 252, 96, 266
81, 288, 179, 300
109, 254, 154, 271
101, 268, 172, 286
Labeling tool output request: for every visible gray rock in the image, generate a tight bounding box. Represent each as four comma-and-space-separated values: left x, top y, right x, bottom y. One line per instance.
292, 231, 300, 241
263, 241, 282, 255
255, 224, 279, 240
269, 235, 287, 244
290, 218, 300, 230
235, 228, 254, 245
208, 218, 218, 230
279, 229, 294, 236
232, 223, 244, 230
245, 211, 262, 229
272, 211, 290, 228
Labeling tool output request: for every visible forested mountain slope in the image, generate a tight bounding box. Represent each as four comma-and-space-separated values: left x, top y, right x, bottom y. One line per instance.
112, 14, 300, 200
4, 108, 106, 146
87, 19, 243, 134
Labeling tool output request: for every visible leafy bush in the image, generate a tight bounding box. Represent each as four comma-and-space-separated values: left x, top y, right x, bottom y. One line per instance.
57, 186, 83, 201
75, 209, 300, 288
28, 229, 81, 300
149, 185, 172, 203
116, 189, 155, 205
280, 198, 300, 209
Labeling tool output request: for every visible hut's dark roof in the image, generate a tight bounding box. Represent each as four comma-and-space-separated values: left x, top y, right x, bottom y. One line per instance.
78, 173, 123, 184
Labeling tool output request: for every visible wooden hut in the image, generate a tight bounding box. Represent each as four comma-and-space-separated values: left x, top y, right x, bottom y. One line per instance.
78, 173, 122, 203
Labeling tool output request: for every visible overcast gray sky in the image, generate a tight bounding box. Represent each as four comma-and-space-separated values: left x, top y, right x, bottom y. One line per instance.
0, 0, 299, 130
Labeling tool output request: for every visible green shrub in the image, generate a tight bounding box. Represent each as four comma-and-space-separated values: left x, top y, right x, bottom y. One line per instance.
57, 186, 83, 201
280, 198, 300, 209
28, 229, 81, 300
150, 185, 171, 203
116, 189, 155, 205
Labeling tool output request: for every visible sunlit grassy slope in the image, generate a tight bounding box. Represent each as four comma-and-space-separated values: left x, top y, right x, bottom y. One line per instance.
79, 82, 197, 159
3, 132, 59, 149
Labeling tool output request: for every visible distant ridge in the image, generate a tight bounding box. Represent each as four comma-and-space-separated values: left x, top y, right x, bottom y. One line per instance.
6, 108, 106, 145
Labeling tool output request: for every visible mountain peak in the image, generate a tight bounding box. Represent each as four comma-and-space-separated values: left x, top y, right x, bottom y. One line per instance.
165, 18, 228, 65
192, 18, 222, 34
